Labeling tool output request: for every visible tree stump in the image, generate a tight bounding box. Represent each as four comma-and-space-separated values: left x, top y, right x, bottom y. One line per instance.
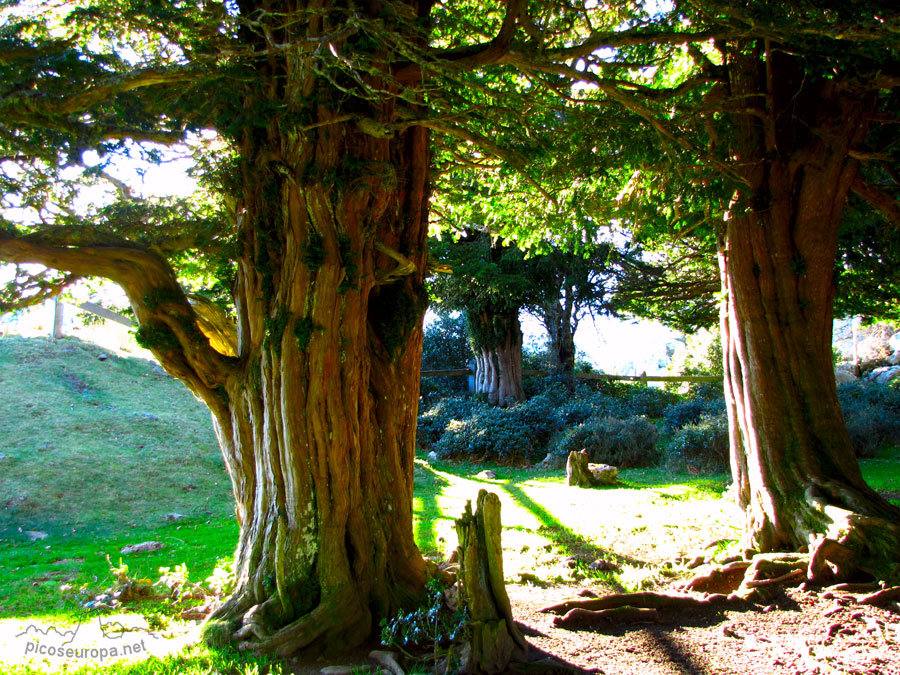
456, 490, 528, 674
566, 450, 595, 487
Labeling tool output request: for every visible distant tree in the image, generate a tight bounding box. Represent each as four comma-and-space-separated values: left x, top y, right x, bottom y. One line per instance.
429, 232, 531, 406
523, 242, 654, 387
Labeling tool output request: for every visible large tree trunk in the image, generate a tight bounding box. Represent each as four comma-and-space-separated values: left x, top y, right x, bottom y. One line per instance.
469, 309, 525, 406
720, 45, 900, 579
196, 2, 433, 655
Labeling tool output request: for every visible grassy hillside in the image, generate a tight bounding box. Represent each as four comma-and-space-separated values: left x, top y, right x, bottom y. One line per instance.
0, 336, 233, 539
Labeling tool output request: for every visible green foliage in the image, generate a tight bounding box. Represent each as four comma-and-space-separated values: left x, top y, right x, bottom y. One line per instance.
662, 397, 725, 431
662, 413, 730, 475
615, 385, 680, 419
428, 234, 532, 351
838, 382, 900, 458
422, 313, 471, 371
380, 579, 468, 653
133, 322, 180, 352
417, 395, 480, 446
553, 415, 659, 468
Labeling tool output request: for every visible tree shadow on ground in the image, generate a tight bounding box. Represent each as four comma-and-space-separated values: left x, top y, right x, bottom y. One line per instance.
500, 482, 650, 593
412, 462, 452, 557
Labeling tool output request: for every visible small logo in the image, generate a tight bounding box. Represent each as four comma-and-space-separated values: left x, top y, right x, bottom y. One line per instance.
15, 616, 159, 664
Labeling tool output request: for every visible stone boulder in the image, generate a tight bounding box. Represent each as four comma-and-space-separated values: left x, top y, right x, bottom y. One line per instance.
120, 541, 165, 555
866, 366, 900, 386
589, 463, 618, 486
835, 368, 858, 385
566, 450, 618, 487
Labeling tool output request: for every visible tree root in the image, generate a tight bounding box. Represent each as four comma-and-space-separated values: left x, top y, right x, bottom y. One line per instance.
681, 560, 750, 594
552, 606, 660, 629
858, 586, 900, 606
537, 549, 860, 632
539, 591, 731, 629
205, 586, 367, 658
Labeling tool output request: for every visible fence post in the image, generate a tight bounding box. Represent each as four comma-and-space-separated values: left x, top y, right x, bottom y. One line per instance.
52, 298, 65, 339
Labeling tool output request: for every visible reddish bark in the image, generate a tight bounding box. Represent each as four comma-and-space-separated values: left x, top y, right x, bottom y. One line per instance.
719, 45, 900, 576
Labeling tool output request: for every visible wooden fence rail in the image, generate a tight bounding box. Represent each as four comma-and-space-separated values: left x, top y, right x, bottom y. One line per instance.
420, 368, 722, 384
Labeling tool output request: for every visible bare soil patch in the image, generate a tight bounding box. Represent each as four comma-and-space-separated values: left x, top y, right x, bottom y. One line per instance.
507, 584, 900, 675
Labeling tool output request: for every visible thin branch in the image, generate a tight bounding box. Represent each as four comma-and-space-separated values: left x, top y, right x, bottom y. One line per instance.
418, 119, 556, 203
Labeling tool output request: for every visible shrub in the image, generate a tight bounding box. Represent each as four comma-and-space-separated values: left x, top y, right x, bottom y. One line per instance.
420, 376, 468, 408
430, 390, 563, 463
417, 395, 483, 447
663, 412, 730, 474
552, 415, 659, 468
422, 313, 471, 370
616, 385, 680, 419
838, 382, 900, 458
662, 397, 726, 431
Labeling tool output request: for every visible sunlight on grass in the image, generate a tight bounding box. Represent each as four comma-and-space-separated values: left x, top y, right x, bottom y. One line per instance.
412, 458, 742, 591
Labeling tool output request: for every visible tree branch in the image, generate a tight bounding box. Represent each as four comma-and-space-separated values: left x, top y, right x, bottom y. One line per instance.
2, 66, 199, 117
394, 0, 526, 82
851, 175, 900, 226
0, 230, 236, 394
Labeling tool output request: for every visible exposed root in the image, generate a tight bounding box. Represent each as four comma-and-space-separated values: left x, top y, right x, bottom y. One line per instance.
808, 538, 856, 585
553, 606, 660, 629
734, 553, 808, 602
742, 568, 805, 588
205, 586, 366, 658
858, 586, 900, 607
681, 560, 750, 594
539, 591, 731, 629
540, 591, 730, 616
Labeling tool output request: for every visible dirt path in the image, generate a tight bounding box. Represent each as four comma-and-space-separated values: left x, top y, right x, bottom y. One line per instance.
507, 584, 900, 675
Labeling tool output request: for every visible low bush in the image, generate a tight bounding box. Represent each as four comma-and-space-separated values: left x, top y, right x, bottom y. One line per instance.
552, 415, 659, 468
417, 395, 483, 446
838, 382, 900, 458
425, 389, 565, 463
662, 397, 726, 431
615, 385, 681, 419
662, 412, 730, 474
419, 376, 468, 408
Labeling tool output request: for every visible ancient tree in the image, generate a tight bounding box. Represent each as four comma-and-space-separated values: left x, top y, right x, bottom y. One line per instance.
0, 0, 538, 654
429, 233, 530, 406
527, 1, 900, 573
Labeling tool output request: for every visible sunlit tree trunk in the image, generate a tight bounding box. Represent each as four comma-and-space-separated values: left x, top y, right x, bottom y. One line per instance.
720, 45, 900, 577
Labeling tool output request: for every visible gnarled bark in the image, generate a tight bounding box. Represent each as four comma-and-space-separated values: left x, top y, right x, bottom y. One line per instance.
469, 309, 525, 407
720, 45, 900, 579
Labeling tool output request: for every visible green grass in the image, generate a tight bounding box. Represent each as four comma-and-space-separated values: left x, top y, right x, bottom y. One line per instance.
860, 445, 900, 506
2, 335, 898, 673
0, 337, 233, 539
